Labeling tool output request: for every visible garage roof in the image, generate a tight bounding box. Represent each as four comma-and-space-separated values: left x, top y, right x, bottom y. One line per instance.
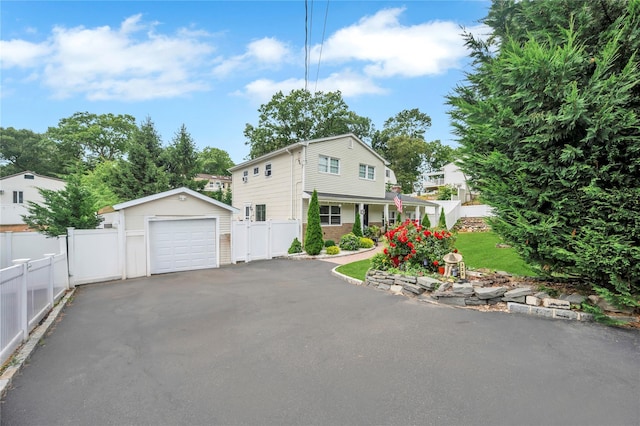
113, 187, 239, 212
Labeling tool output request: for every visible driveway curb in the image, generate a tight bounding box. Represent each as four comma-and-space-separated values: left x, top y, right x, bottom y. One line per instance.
0, 289, 76, 404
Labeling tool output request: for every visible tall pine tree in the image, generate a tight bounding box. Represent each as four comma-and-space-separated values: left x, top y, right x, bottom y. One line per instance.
448, 0, 640, 299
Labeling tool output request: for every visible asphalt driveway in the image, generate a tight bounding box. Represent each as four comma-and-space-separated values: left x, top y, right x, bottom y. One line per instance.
2, 259, 639, 425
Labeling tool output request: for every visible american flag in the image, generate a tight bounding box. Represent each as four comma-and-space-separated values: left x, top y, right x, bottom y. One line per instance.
394, 194, 402, 212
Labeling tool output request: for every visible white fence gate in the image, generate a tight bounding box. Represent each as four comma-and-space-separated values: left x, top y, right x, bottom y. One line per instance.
232, 220, 299, 263
0, 253, 69, 365
67, 228, 120, 286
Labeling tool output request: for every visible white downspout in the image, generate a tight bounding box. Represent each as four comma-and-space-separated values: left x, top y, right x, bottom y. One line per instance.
300, 145, 307, 242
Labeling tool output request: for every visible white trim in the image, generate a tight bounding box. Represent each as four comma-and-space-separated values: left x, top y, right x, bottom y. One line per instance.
145, 215, 220, 276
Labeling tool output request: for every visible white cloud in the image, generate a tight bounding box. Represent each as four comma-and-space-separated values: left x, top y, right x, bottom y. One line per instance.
213, 37, 291, 77
0, 39, 51, 68
240, 69, 386, 105
310, 7, 488, 78
2, 15, 215, 101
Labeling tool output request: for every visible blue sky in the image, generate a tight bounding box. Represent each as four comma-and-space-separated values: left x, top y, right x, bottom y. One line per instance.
1, 1, 490, 163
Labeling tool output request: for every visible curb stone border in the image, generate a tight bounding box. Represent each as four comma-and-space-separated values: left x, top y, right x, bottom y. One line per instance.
0, 288, 76, 407
331, 266, 597, 323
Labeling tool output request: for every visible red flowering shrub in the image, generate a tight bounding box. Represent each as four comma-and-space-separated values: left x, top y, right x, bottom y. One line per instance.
382, 219, 455, 271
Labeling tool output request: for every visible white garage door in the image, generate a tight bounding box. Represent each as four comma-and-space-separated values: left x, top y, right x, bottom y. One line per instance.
149, 219, 217, 274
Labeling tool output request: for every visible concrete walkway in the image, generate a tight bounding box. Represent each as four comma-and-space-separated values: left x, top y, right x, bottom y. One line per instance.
319, 245, 385, 265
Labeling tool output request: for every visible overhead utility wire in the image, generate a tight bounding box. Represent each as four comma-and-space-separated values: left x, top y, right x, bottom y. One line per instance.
304, 0, 309, 91
314, 0, 330, 92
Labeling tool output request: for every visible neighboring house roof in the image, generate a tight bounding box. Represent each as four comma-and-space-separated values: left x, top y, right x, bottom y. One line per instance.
113, 187, 239, 212
195, 173, 232, 181
0, 170, 65, 182
306, 191, 438, 207
228, 133, 389, 171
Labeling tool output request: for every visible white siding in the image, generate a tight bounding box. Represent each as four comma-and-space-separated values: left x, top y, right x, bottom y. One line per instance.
0, 173, 66, 225
232, 149, 304, 221
122, 194, 233, 268
304, 135, 386, 198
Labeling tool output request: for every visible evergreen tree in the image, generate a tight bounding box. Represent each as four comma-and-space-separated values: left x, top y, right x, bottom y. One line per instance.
109, 117, 170, 200
304, 190, 324, 255
352, 211, 363, 237
163, 124, 204, 190
23, 171, 103, 237
447, 0, 640, 298
438, 208, 447, 229
421, 213, 431, 228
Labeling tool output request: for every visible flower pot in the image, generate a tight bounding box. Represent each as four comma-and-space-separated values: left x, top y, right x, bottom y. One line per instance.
438, 266, 445, 275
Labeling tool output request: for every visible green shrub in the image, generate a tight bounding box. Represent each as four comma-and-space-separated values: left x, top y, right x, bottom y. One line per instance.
438, 208, 447, 229
304, 190, 324, 255
437, 184, 456, 200
359, 237, 374, 249
339, 233, 361, 251
370, 253, 391, 271
326, 245, 340, 255
364, 225, 380, 240
324, 239, 335, 248
352, 212, 363, 237
421, 213, 431, 228
288, 237, 302, 254
381, 220, 455, 271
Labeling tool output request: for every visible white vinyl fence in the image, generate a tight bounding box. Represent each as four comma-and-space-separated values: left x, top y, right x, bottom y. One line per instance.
0, 253, 69, 365
0, 232, 66, 269
67, 228, 120, 286
232, 220, 299, 263
460, 204, 495, 217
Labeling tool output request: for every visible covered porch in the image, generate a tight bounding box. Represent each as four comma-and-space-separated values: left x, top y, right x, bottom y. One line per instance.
303, 192, 441, 243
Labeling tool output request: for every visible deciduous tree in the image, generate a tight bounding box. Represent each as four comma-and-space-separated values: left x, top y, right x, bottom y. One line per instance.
244, 89, 372, 159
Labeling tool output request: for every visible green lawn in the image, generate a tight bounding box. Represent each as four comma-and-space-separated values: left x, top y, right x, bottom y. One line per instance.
335, 231, 537, 281
455, 231, 536, 277
335, 259, 371, 281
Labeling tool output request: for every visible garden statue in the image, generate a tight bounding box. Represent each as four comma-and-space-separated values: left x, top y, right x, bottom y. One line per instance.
443, 252, 463, 278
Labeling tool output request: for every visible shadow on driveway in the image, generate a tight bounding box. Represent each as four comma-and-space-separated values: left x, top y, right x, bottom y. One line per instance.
2, 259, 639, 425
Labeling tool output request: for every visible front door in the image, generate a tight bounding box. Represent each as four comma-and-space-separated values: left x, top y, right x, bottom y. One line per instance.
363, 204, 369, 227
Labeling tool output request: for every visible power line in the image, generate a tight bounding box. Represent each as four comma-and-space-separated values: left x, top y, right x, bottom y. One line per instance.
314, 0, 330, 92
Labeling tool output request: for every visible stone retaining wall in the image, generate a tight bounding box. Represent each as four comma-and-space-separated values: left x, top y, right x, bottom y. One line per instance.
365, 270, 595, 322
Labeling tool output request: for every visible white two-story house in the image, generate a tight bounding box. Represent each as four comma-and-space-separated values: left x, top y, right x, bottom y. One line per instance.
229, 134, 439, 242
423, 162, 474, 203
0, 171, 66, 232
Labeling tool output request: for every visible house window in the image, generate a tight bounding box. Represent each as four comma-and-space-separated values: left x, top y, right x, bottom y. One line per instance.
255, 204, 266, 221
319, 205, 341, 225
24, 174, 35, 180
253, 166, 260, 176
386, 170, 390, 178
265, 163, 272, 177
243, 170, 249, 183
13, 191, 23, 204
319, 155, 340, 174
359, 164, 375, 180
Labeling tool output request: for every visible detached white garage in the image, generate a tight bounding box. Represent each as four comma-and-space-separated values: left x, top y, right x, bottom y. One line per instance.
109, 187, 238, 278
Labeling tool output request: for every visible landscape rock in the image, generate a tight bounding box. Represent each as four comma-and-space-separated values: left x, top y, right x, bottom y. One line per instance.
452, 283, 474, 296
389, 285, 403, 295
475, 286, 508, 300
542, 298, 571, 310
526, 295, 541, 306
402, 283, 425, 295
416, 276, 441, 291
561, 294, 587, 305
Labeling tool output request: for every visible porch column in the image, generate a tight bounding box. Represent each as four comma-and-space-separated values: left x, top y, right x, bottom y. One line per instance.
383, 203, 389, 231
415, 205, 420, 222
358, 203, 364, 234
